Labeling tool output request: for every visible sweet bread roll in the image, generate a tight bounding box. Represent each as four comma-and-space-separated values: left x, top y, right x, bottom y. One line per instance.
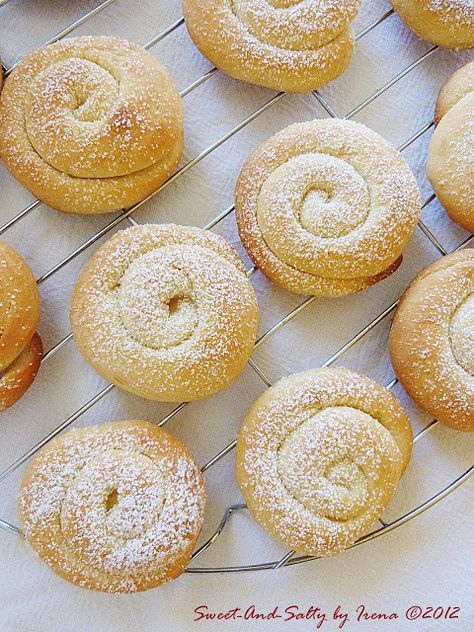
18, 420, 206, 592
235, 119, 421, 296
182, 0, 361, 92
0, 242, 42, 410
70, 224, 259, 401
427, 62, 474, 232
0, 36, 183, 214
390, 0, 474, 49
390, 250, 474, 432
236, 367, 412, 557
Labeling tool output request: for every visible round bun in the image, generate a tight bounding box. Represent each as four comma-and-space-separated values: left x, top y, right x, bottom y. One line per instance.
427, 62, 474, 232
70, 224, 259, 402
235, 119, 421, 297
19, 420, 206, 592
0, 36, 183, 214
390, 250, 474, 432
390, 0, 474, 48
182, 0, 361, 92
0, 242, 42, 410
236, 367, 412, 557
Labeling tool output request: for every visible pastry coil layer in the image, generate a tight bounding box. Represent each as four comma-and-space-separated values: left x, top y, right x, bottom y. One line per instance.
0, 242, 42, 410
390, 250, 474, 432
427, 61, 474, 233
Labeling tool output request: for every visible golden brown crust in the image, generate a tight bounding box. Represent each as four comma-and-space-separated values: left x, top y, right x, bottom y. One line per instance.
390, 0, 474, 49
19, 420, 206, 592
390, 250, 474, 432
236, 367, 412, 556
427, 62, 474, 232
235, 119, 420, 297
70, 224, 259, 402
0, 242, 42, 410
0, 36, 183, 214
0, 332, 42, 411
182, 0, 360, 92
434, 61, 474, 123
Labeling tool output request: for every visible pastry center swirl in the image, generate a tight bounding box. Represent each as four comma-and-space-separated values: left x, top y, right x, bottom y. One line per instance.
60, 448, 165, 570
277, 406, 390, 521
117, 247, 199, 350
450, 293, 474, 375
230, 0, 358, 50
257, 153, 370, 273
25, 58, 121, 176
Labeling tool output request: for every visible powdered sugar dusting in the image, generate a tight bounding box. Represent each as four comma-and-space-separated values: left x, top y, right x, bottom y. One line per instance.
230, 0, 360, 50
235, 118, 421, 296
236, 367, 412, 556
450, 293, 474, 374
183, 0, 361, 91
0, 36, 183, 214
425, 0, 474, 28
390, 251, 474, 431
392, 0, 474, 48
19, 421, 206, 592
70, 224, 259, 402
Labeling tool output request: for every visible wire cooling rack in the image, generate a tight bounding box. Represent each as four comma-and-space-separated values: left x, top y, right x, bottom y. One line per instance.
0, 0, 472, 576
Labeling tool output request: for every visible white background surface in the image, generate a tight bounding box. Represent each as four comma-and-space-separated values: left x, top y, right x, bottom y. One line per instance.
0, 1, 473, 631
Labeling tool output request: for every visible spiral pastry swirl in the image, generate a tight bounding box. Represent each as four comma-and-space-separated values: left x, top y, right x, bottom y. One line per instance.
390, 0, 474, 49
70, 224, 259, 402
0, 36, 183, 214
0, 242, 42, 411
236, 119, 421, 297
182, 0, 361, 92
18, 421, 206, 592
427, 61, 474, 233
236, 367, 412, 556
390, 250, 474, 432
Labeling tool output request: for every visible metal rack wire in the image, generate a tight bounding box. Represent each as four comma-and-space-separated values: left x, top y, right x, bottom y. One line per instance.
0, 0, 472, 575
